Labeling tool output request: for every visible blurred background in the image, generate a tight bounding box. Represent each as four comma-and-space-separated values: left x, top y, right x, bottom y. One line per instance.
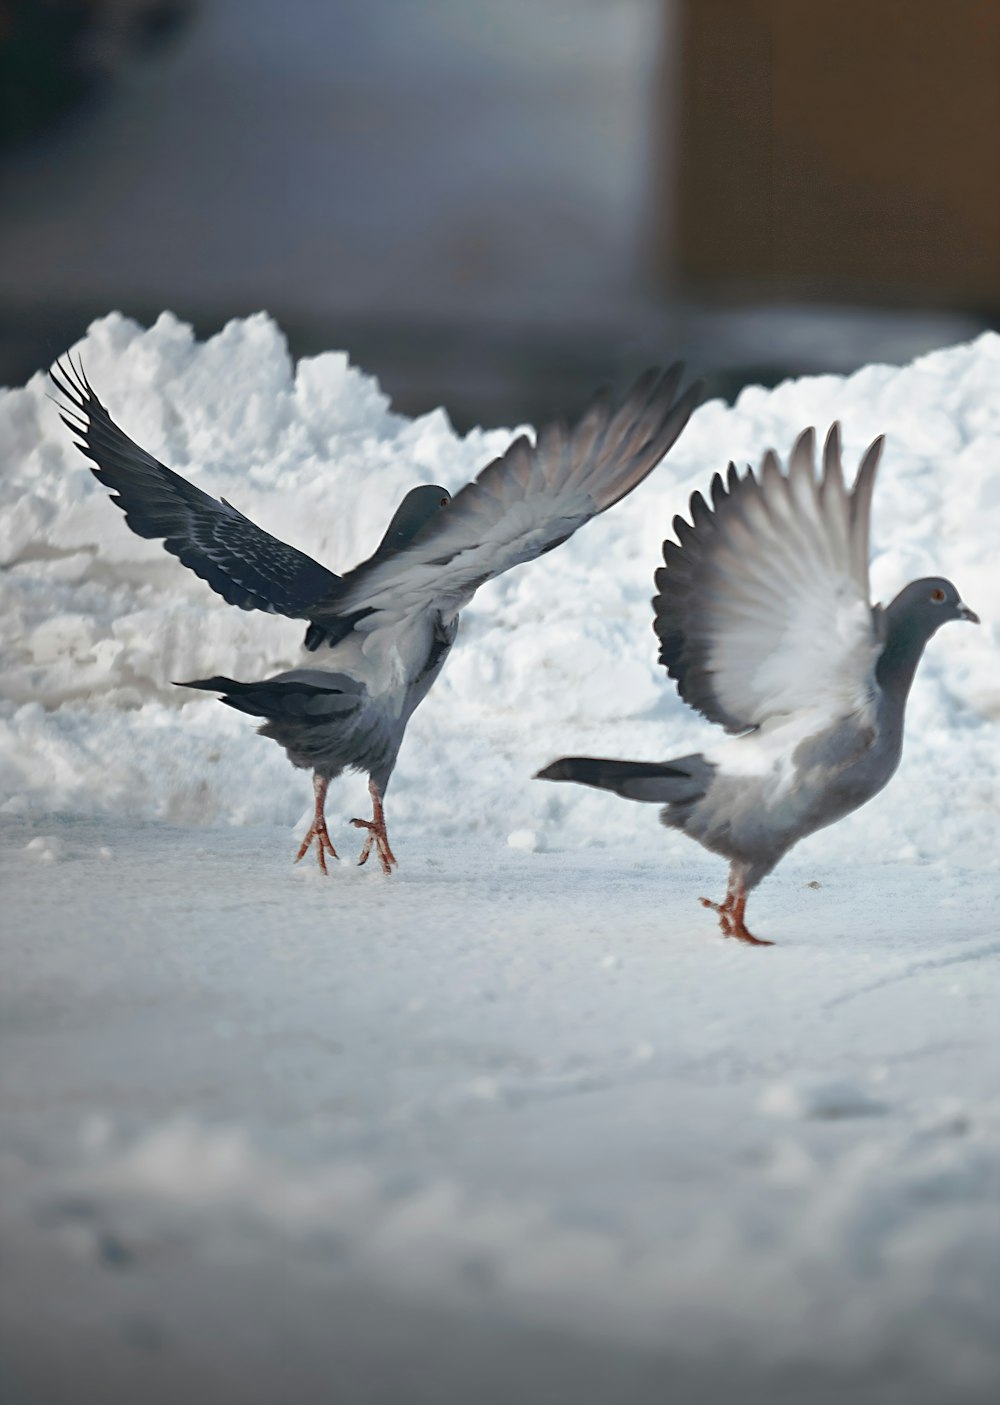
1, 0, 997, 430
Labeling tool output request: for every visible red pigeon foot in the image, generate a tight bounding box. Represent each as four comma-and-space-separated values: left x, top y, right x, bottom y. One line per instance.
294, 774, 338, 874
700, 891, 773, 946
725, 892, 773, 947
351, 779, 397, 875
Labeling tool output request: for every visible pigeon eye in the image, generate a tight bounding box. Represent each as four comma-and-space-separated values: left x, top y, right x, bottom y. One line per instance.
930, 587, 946, 604
440, 496, 449, 507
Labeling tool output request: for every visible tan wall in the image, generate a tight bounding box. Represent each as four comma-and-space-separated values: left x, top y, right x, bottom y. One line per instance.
669, 0, 1000, 305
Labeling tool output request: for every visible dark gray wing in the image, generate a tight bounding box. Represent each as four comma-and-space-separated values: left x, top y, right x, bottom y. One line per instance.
51, 356, 343, 618
653, 424, 884, 733
308, 365, 702, 634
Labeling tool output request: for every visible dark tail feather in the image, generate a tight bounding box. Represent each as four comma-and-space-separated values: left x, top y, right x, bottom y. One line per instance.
176, 675, 358, 721
536, 755, 708, 804
177, 675, 242, 693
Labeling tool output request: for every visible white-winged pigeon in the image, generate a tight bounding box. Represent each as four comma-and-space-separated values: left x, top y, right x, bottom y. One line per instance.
538, 425, 979, 944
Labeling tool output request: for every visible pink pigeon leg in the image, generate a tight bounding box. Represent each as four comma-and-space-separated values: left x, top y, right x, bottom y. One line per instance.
700, 870, 773, 946
351, 778, 397, 875
294, 773, 339, 874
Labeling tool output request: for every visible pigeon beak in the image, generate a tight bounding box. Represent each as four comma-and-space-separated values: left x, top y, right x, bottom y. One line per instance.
957, 602, 980, 624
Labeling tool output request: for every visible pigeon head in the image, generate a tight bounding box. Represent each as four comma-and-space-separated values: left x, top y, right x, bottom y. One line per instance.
888, 576, 980, 635
877, 576, 979, 700
375, 485, 451, 557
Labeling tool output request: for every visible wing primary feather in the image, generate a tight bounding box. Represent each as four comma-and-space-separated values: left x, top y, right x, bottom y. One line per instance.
789, 426, 816, 477
848, 434, 884, 587
689, 489, 712, 532
759, 448, 782, 488
594, 371, 702, 503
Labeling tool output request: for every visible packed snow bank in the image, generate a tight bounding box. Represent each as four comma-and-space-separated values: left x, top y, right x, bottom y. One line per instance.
1, 312, 997, 870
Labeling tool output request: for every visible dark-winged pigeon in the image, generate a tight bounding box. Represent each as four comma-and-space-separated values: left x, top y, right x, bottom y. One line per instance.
538, 425, 979, 944
52, 356, 701, 873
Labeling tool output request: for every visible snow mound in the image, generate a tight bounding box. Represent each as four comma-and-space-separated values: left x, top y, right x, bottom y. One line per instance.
1, 312, 996, 867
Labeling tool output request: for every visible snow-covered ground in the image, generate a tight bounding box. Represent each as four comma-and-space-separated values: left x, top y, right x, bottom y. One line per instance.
1, 314, 998, 1404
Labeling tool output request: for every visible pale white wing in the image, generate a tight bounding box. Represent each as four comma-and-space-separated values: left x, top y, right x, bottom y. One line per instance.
653, 425, 885, 732
308, 366, 701, 635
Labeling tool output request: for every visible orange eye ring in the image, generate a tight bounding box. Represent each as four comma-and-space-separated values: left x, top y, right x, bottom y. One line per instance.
930, 587, 946, 604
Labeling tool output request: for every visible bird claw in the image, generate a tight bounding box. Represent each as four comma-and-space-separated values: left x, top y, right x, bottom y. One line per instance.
351, 816, 397, 875
727, 923, 774, 948
294, 820, 338, 875
699, 895, 773, 947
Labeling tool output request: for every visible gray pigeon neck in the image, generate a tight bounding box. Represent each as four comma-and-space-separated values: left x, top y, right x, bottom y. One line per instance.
875, 606, 931, 707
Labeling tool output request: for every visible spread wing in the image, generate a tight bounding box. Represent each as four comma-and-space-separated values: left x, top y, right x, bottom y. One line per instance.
653, 424, 885, 733
51, 356, 343, 618
308, 365, 702, 634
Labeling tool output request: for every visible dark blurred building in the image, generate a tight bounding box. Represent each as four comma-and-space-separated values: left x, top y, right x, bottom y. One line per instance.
0, 0, 992, 429
0, 0, 192, 143
669, 0, 1000, 308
